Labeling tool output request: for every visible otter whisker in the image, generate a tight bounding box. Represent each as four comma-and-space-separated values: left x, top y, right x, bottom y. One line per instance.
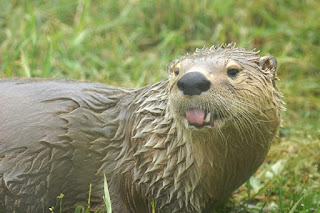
0, 44, 283, 213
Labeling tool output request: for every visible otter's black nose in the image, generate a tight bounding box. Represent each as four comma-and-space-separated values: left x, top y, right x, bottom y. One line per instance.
177, 72, 211, 96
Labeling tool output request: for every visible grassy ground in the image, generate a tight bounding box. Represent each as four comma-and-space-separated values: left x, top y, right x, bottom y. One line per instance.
1, 0, 319, 212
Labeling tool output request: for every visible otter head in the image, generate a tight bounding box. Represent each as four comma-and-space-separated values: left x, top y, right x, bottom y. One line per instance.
167, 44, 281, 132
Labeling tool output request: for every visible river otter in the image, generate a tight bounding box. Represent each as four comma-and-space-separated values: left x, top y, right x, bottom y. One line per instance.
0, 44, 283, 212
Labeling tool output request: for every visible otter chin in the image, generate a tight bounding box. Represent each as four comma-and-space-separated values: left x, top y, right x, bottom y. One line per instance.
0, 44, 284, 213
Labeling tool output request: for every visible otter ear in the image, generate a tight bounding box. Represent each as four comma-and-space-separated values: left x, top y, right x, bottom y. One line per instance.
167, 59, 179, 73
259, 55, 277, 74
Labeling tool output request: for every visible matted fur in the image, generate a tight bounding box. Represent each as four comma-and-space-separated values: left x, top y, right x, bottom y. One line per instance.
0, 44, 283, 212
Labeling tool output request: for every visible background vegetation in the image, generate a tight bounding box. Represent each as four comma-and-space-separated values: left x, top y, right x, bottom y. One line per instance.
0, 0, 319, 212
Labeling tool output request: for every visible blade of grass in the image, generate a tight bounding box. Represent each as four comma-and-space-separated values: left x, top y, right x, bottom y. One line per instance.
151, 200, 155, 213
43, 36, 53, 77
288, 191, 308, 213
57, 193, 64, 213
74, 205, 85, 213
20, 49, 31, 77
103, 173, 112, 213
87, 183, 91, 211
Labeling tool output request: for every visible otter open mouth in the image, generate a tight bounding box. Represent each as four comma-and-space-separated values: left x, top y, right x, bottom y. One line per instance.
185, 109, 217, 128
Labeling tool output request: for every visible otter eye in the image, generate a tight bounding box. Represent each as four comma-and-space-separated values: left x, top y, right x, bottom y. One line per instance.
174, 69, 179, 76
227, 68, 240, 78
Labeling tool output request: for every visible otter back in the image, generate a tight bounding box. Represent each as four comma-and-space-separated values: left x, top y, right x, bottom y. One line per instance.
0, 45, 283, 213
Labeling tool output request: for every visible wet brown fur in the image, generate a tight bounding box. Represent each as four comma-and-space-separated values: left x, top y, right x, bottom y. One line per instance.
0, 44, 283, 212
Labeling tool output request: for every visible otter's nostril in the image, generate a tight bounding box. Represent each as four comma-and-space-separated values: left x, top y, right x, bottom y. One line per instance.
177, 72, 211, 96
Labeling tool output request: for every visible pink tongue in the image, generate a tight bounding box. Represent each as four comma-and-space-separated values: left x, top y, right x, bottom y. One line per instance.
186, 109, 205, 125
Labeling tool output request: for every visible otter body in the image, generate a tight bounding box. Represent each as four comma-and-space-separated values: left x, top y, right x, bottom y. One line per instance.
0, 45, 283, 212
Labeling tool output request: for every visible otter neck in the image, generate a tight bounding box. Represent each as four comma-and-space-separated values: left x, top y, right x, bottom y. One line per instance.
120, 81, 224, 212
110, 80, 271, 212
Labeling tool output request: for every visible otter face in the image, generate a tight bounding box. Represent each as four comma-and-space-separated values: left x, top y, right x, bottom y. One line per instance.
167, 46, 279, 131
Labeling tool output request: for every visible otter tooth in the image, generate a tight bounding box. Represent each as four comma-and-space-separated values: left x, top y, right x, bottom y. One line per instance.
204, 112, 211, 123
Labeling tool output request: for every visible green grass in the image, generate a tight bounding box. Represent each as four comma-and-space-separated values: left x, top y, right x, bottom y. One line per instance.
1, 0, 319, 212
